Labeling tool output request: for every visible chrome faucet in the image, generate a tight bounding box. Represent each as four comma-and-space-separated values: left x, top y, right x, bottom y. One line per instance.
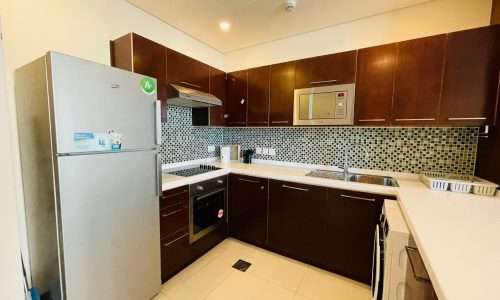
342, 144, 369, 178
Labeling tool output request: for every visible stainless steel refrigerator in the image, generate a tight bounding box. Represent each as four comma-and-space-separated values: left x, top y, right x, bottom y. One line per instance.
15, 52, 162, 300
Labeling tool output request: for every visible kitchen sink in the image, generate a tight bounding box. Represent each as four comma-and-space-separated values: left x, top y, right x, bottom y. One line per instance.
347, 174, 399, 187
305, 170, 399, 187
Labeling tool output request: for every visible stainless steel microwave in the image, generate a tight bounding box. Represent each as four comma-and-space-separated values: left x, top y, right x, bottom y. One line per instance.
293, 83, 355, 126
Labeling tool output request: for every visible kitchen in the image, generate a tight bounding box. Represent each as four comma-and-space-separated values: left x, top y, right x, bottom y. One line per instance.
1, 0, 499, 300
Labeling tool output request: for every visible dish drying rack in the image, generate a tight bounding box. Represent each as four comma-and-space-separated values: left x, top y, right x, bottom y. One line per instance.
420, 172, 498, 196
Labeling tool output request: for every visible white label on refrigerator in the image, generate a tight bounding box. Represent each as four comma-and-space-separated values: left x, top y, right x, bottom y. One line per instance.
73, 131, 123, 151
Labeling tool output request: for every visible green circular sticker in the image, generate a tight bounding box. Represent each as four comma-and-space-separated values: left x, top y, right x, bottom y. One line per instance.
140, 77, 156, 95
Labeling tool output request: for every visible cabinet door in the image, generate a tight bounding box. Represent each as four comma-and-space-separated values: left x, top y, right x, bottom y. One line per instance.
160, 231, 190, 282
209, 67, 226, 126
355, 44, 397, 126
270, 61, 295, 126
295, 51, 357, 89
326, 189, 387, 285
392, 35, 446, 126
166, 48, 209, 93
247, 66, 270, 126
439, 26, 499, 126
110, 33, 167, 120
268, 180, 327, 264
229, 174, 268, 247
226, 70, 248, 126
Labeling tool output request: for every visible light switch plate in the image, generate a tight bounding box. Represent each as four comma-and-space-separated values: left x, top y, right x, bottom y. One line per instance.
262, 148, 269, 155
256, 147, 262, 154
269, 148, 276, 156
207, 145, 216, 152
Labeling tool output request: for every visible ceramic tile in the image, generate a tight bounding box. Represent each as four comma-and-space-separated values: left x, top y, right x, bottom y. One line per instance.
151, 292, 172, 300
293, 294, 311, 300
209, 238, 256, 264
246, 249, 308, 291
161, 258, 233, 300
206, 269, 295, 300
297, 267, 370, 300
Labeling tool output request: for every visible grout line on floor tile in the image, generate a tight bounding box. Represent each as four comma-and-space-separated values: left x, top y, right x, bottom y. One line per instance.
244, 268, 299, 294
294, 266, 311, 293
202, 268, 236, 299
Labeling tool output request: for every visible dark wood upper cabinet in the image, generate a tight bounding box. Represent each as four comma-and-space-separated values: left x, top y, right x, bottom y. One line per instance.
247, 66, 270, 126
166, 48, 209, 93
325, 189, 388, 285
226, 70, 248, 126
268, 180, 327, 265
295, 51, 357, 89
229, 174, 268, 247
110, 33, 167, 120
392, 35, 446, 126
439, 26, 499, 126
355, 44, 397, 126
209, 67, 226, 126
270, 61, 295, 126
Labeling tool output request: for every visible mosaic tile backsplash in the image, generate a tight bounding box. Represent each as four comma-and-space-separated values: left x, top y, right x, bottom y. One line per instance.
159, 105, 223, 163
224, 127, 478, 175
161, 106, 479, 175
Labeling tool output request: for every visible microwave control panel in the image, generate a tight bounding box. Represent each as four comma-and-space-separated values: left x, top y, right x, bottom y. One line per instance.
334, 91, 348, 118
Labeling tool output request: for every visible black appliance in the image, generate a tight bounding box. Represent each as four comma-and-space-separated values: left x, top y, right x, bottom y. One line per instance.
168, 164, 221, 177
243, 150, 255, 164
189, 175, 227, 243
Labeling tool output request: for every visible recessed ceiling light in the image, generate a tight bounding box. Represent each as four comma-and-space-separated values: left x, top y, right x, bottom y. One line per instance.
219, 21, 230, 31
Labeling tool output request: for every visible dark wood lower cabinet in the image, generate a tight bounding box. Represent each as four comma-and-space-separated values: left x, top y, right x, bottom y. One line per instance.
268, 180, 327, 265
229, 174, 268, 247
325, 189, 389, 285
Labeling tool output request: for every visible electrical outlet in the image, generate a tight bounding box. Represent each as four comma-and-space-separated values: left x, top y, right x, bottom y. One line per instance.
256, 147, 262, 155
262, 148, 269, 155
207, 145, 216, 152
269, 148, 276, 156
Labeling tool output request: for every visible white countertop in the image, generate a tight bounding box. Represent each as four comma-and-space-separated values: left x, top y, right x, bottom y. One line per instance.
162, 160, 500, 300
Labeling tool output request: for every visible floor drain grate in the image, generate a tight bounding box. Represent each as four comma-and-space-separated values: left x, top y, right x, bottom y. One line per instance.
232, 259, 252, 272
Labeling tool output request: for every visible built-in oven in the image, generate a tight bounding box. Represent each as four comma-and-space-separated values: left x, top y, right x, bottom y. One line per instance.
293, 83, 355, 126
189, 175, 227, 244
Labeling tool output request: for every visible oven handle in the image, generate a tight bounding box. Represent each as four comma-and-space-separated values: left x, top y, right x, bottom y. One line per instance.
192, 188, 227, 202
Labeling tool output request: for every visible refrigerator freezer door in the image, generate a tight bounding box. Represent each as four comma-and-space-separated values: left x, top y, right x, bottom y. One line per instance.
55, 150, 161, 300
47, 52, 159, 154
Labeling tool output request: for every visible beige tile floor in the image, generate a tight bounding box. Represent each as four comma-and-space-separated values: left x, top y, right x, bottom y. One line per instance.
153, 238, 370, 300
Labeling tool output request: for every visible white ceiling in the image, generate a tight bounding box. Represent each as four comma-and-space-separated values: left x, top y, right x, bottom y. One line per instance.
126, 0, 432, 53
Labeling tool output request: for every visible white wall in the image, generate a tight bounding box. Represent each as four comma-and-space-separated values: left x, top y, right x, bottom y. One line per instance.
0, 0, 223, 293
0, 20, 25, 300
224, 0, 493, 71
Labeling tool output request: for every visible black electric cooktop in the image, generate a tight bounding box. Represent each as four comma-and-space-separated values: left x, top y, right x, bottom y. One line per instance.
167, 165, 221, 177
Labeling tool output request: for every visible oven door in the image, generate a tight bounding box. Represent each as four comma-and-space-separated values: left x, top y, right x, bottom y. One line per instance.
189, 188, 227, 243
371, 225, 385, 300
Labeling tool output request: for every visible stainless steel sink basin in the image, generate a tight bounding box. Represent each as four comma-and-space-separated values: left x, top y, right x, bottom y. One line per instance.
305, 170, 399, 187
347, 174, 399, 187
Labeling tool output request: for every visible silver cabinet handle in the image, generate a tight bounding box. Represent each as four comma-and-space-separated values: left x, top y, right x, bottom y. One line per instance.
194, 188, 226, 201
161, 207, 187, 218
309, 79, 337, 85
180, 81, 202, 89
271, 121, 289, 124
340, 194, 375, 202
283, 184, 309, 192
163, 233, 189, 247
447, 117, 486, 121
394, 118, 436, 122
405, 246, 431, 282
359, 119, 386, 122
238, 178, 260, 183
227, 122, 246, 125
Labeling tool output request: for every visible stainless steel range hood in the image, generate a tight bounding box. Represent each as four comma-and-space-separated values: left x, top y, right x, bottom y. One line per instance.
167, 84, 222, 108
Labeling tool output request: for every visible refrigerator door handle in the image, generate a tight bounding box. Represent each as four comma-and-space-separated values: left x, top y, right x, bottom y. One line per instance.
155, 100, 162, 145
156, 153, 162, 196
